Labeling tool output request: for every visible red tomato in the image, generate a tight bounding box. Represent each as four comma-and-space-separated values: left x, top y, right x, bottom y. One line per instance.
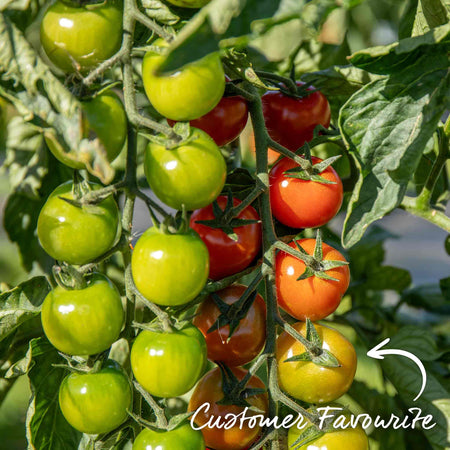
188, 367, 268, 450
262, 82, 331, 151
168, 95, 248, 147
190, 196, 262, 280
193, 284, 266, 366
276, 238, 350, 321
269, 156, 343, 228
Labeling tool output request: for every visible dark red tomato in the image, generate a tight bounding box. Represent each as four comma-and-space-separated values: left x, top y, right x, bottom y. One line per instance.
269, 156, 343, 228
190, 196, 262, 280
193, 284, 266, 366
168, 95, 248, 147
262, 82, 331, 151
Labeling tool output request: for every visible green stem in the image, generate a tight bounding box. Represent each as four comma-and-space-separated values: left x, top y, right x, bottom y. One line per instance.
255, 70, 298, 94
399, 196, 450, 232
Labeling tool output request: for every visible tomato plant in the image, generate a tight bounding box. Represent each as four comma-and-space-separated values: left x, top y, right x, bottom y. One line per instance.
168, 94, 248, 147
41, 273, 123, 356
130, 325, 207, 398
144, 128, 227, 210
40, 0, 123, 74
276, 238, 350, 321
142, 39, 225, 121
59, 360, 132, 435
131, 226, 209, 306
190, 196, 262, 280
133, 423, 205, 450
1, 1, 449, 449
277, 322, 357, 403
269, 156, 343, 229
37, 181, 121, 265
192, 284, 266, 366
261, 82, 331, 151
188, 367, 268, 450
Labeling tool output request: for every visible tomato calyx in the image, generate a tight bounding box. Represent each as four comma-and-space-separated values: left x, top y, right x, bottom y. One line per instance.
283, 154, 342, 185
283, 320, 341, 369
207, 286, 259, 341
193, 192, 260, 241
290, 424, 325, 450
216, 362, 266, 409
52, 264, 88, 290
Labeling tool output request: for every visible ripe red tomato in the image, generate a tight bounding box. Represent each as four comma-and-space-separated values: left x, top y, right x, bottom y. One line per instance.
193, 284, 266, 366
188, 367, 268, 450
190, 196, 262, 280
262, 82, 331, 151
269, 156, 343, 228
168, 94, 248, 147
276, 238, 349, 321
277, 322, 357, 403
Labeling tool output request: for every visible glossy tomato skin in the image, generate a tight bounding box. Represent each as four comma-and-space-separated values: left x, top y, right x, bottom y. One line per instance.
168, 95, 248, 147
42, 273, 123, 356
276, 238, 349, 321
193, 284, 266, 366
59, 360, 132, 435
188, 367, 268, 450
131, 227, 209, 306
262, 82, 331, 151
37, 182, 120, 265
131, 326, 207, 398
46, 91, 127, 169
165, 0, 210, 7
277, 322, 357, 404
133, 423, 205, 450
40, 0, 122, 74
144, 128, 226, 211
142, 39, 225, 121
288, 421, 369, 450
269, 156, 343, 229
190, 196, 261, 280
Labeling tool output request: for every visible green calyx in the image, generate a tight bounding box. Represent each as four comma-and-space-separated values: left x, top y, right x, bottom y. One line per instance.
283, 154, 342, 185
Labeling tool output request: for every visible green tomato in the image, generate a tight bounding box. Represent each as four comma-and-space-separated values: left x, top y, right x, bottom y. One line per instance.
46, 91, 126, 170
41, 273, 124, 356
142, 39, 225, 121
40, 0, 123, 74
131, 227, 209, 306
133, 423, 205, 450
59, 360, 132, 435
37, 181, 120, 265
131, 326, 206, 398
144, 128, 226, 210
288, 421, 369, 450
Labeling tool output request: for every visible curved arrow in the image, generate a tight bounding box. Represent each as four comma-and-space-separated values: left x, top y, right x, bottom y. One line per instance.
367, 338, 427, 402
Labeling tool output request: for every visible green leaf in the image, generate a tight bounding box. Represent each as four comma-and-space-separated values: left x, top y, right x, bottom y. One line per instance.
402, 282, 450, 313
0, 277, 50, 344
412, 0, 450, 37
158, 0, 285, 73
25, 338, 82, 449
0, 15, 114, 183
377, 327, 449, 448
364, 266, 412, 292
340, 50, 449, 248
141, 0, 180, 25
348, 23, 450, 74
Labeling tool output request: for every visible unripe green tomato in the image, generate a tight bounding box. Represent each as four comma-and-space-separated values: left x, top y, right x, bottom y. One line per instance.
46, 91, 126, 170
131, 326, 207, 398
142, 39, 225, 121
288, 421, 369, 450
40, 0, 123, 74
144, 128, 226, 210
59, 360, 132, 435
133, 423, 205, 450
37, 181, 120, 265
41, 273, 124, 356
131, 227, 209, 306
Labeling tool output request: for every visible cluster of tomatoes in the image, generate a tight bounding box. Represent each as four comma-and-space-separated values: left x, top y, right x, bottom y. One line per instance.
35, 1, 369, 449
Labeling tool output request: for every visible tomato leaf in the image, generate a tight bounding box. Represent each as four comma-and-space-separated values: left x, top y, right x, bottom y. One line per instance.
25, 338, 82, 449
141, 0, 180, 26
0, 277, 50, 346
411, 0, 450, 37
340, 37, 449, 248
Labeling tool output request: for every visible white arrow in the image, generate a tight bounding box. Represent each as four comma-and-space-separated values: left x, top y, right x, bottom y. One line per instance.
367, 338, 427, 402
